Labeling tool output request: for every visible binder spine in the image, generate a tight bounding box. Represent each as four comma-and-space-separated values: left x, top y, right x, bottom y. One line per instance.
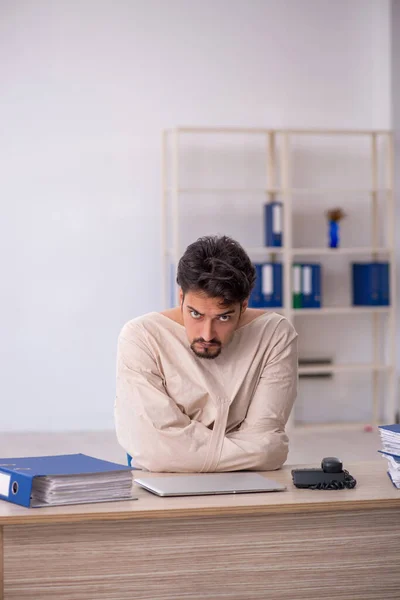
301, 265, 313, 309
379, 262, 390, 306
272, 263, 283, 307
249, 264, 263, 308
301, 264, 322, 309
292, 264, 302, 308
352, 262, 389, 307
248, 263, 283, 308
262, 264, 274, 303
312, 264, 322, 308
0, 467, 33, 507
264, 202, 283, 247
261, 263, 283, 307
370, 264, 381, 305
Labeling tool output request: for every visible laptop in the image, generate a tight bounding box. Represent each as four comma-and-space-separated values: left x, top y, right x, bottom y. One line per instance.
133, 472, 286, 497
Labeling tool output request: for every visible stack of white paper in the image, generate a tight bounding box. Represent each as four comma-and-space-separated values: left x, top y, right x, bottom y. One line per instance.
31, 471, 135, 507
378, 425, 400, 489
381, 454, 400, 488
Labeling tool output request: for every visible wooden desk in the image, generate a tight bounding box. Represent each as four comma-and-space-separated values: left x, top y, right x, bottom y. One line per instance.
0, 461, 399, 599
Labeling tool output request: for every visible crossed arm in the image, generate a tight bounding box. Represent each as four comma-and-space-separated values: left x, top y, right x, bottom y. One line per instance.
114, 320, 298, 473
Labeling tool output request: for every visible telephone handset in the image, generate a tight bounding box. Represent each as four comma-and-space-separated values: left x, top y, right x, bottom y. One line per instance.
291, 457, 357, 490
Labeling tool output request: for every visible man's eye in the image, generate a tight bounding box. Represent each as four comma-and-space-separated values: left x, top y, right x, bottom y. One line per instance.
219, 315, 230, 322
190, 311, 201, 319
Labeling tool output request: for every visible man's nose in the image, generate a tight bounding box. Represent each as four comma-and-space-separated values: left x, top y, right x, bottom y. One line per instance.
201, 319, 215, 342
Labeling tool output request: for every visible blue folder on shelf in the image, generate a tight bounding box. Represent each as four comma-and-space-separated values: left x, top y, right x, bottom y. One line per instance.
300, 263, 322, 309
249, 263, 283, 308
352, 262, 390, 306
0, 453, 136, 508
264, 202, 283, 247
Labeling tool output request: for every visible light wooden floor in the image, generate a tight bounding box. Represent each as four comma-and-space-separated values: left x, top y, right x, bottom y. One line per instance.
0, 426, 382, 465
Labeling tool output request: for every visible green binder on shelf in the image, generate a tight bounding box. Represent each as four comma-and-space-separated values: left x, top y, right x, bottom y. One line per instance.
292, 264, 302, 308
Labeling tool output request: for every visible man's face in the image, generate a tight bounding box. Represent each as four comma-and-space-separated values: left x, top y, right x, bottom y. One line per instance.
180, 290, 246, 360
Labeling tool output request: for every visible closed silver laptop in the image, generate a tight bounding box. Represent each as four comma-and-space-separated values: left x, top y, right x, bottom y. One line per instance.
134, 472, 286, 497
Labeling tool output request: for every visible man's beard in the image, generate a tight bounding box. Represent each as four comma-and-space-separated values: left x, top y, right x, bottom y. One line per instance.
190, 338, 222, 360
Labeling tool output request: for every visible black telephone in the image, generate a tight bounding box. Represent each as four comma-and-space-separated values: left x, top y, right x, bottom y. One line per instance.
291, 457, 357, 490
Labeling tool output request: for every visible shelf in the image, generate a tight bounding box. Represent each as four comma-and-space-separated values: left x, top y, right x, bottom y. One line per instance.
165, 188, 390, 195
173, 127, 273, 134
289, 188, 390, 194
249, 307, 390, 316
246, 247, 285, 254
168, 126, 391, 136
163, 126, 396, 427
293, 307, 390, 316
298, 363, 391, 375
291, 247, 391, 256
291, 422, 379, 431
167, 188, 279, 194
245, 247, 392, 256
168, 246, 286, 257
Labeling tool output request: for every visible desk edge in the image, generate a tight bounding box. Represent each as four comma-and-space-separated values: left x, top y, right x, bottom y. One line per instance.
1, 497, 399, 526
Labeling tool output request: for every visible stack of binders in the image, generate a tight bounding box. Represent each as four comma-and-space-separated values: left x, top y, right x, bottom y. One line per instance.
378, 425, 400, 488
292, 263, 322, 309
0, 453, 137, 508
352, 262, 390, 306
249, 263, 282, 308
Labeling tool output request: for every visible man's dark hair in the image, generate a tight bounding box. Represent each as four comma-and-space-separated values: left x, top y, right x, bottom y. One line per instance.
176, 235, 256, 306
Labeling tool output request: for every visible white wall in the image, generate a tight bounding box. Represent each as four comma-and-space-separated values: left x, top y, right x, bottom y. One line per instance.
392, 0, 400, 423
0, 0, 391, 431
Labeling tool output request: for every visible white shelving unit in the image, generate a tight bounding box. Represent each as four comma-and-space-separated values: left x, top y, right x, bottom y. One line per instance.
162, 127, 397, 428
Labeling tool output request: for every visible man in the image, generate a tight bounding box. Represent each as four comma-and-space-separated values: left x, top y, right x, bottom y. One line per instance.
115, 235, 298, 472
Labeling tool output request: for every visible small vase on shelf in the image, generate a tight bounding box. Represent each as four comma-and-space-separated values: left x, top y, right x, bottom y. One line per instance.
329, 220, 339, 248
326, 208, 346, 249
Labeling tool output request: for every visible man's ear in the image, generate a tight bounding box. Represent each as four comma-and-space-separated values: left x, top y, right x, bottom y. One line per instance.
241, 299, 248, 312
179, 288, 184, 306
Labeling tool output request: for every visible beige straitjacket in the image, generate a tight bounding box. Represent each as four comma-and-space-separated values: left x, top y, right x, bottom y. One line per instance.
115, 311, 298, 473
